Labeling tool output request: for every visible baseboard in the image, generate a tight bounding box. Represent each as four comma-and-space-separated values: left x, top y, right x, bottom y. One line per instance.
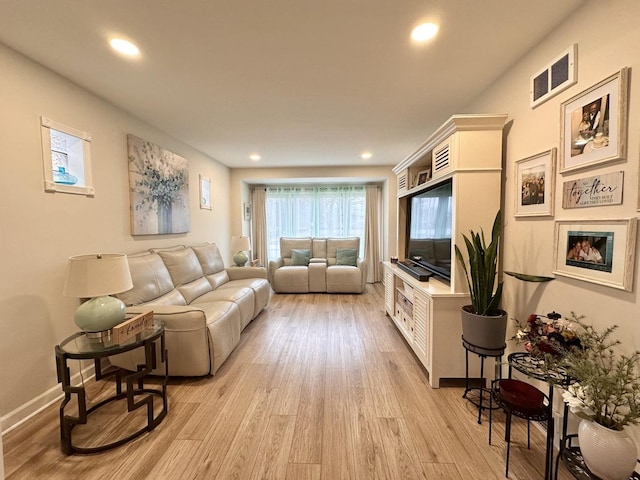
1, 365, 95, 435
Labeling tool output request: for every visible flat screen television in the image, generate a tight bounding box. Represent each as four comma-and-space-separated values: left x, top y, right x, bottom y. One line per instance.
405, 178, 453, 281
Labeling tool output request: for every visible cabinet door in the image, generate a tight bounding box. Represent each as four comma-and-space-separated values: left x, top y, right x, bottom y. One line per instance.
384, 268, 396, 316
412, 289, 431, 368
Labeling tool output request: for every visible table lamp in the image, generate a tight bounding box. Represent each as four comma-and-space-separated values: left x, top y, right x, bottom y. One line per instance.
63, 253, 133, 338
230, 236, 251, 267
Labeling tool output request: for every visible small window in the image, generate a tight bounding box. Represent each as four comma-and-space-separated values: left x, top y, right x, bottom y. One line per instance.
41, 116, 94, 196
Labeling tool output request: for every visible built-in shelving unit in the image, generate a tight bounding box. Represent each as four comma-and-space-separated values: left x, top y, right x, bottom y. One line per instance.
385, 114, 507, 387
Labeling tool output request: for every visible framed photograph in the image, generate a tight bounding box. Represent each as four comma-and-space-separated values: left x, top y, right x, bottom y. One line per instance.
417, 168, 431, 185
199, 175, 212, 210
243, 203, 251, 221
553, 218, 637, 291
530, 44, 577, 108
515, 148, 556, 217
560, 67, 629, 173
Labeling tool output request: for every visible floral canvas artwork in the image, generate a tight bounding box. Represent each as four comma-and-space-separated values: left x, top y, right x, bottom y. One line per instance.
127, 134, 190, 235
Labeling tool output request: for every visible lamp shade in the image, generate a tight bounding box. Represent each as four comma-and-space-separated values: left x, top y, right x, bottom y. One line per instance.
63, 253, 133, 298
230, 236, 251, 253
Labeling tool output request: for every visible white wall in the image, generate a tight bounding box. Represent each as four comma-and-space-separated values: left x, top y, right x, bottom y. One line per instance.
465, 0, 640, 444
0, 43, 231, 432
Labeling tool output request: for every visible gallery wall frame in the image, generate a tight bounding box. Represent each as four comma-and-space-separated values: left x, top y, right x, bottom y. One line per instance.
559, 67, 629, 174
530, 44, 577, 108
243, 203, 252, 221
514, 148, 555, 217
561, 171, 624, 209
40, 116, 94, 196
199, 175, 212, 210
553, 218, 637, 292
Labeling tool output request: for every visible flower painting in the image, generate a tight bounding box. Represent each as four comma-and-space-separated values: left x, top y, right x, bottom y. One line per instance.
128, 134, 190, 235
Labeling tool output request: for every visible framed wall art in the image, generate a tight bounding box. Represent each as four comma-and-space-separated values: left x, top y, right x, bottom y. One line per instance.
559, 67, 629, 173
243, 203, 252, 221
199, 175, 212, 210
553, 218, 637, 291
561, 171, 623, 209
128, 134, 190, 235
514, 148, 555, 217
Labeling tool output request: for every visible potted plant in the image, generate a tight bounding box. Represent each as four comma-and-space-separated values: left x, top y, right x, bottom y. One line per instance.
454, 210, 507, 352
560, 313, 640, 480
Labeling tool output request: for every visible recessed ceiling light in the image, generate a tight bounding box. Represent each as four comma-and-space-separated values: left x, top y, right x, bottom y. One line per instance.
411, 23, 439, 42
361, 152, 373, 160
109, 38, 140, 57
249, 154, 261, 161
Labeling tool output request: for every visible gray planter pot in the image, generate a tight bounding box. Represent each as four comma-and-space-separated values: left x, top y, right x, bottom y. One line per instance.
461, 305, 508, 353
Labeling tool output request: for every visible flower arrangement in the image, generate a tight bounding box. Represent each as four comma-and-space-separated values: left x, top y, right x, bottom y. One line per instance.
560, 313, 640, 431
512, 311, 581, 357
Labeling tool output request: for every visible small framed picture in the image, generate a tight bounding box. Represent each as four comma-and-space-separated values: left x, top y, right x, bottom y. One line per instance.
553, 218, 637, 291
199, 175, 212, 210
417, 169, 431, 185
514, 148, 556, 217
560, 67, 629, 173
243, 203, 251, 221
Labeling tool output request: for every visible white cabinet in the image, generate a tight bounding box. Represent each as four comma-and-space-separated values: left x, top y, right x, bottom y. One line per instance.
385, 114, 506, 387
383, 262, 471, 388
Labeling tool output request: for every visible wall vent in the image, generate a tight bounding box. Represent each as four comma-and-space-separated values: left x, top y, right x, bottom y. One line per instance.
433, 143, 450, 173
398, 172, 408, 191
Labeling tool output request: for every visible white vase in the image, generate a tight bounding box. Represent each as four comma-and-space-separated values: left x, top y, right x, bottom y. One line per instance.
578, 419, 637, 480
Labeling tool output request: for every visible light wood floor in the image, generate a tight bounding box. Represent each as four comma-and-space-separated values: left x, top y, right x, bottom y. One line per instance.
3, 284, 575, 479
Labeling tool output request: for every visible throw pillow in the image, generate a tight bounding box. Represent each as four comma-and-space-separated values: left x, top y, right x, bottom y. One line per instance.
336, 248, 358, 266
291, 248, 310, 266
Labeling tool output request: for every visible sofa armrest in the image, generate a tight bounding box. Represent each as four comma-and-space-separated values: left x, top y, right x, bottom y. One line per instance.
126, 305, 206, 332
226, 266, 268, 280
357, 258, 368, 290
268, 257, 283, 283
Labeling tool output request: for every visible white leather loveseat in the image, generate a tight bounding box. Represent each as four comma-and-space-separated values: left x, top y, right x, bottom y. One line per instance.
111, 242, 270, 376
268, 237, 366, 293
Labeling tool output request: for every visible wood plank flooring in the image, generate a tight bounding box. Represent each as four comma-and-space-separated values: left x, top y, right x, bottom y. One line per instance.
3, 284, 575, 479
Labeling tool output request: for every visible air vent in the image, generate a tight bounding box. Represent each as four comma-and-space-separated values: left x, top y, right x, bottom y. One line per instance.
398, 172, 408, 191
433, 143, 450, 173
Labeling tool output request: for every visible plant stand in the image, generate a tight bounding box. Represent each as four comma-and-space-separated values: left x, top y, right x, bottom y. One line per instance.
462, 337, 505, 424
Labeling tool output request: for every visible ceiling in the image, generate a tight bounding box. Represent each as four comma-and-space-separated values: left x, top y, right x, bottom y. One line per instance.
0, 0, 582, 169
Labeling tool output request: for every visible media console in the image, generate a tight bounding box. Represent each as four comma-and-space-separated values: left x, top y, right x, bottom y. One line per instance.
397, 260, 432, 282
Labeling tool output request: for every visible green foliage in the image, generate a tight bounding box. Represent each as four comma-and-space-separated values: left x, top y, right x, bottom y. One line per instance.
560, 313, 640, 431
455, 210, 502, 316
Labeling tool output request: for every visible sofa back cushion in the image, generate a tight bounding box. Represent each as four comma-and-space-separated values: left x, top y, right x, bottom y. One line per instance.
280, 237, 312, 265
157, 248, 213, 304
117, 252, 186, 306
326, 237, 360, 265
312, 238, 327, 259
192, 242, 231, 289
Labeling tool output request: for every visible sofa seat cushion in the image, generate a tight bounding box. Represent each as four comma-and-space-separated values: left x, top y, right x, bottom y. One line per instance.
192, 287, 255, 329
218, 278, 270, 318
326, 265, 364, 293
272, 266, 310, 293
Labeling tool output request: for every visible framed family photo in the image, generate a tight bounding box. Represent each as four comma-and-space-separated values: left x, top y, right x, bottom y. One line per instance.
514, 148, 555, 217
553, 218, 637, 291
559, 67, 629, 173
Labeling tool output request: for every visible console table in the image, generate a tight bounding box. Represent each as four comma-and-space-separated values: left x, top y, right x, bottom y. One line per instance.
55, 322, 168, 454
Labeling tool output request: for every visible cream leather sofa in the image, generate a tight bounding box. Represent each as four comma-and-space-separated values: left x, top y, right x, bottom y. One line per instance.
268, 237, 366, 293
111, 242, 270, 376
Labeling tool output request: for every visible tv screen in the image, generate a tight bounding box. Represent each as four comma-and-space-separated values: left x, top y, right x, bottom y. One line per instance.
406, 179, 453, 281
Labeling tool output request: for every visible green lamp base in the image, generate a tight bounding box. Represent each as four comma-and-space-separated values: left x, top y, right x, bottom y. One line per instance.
74, 296, 126, 338
233, 251, 248, 267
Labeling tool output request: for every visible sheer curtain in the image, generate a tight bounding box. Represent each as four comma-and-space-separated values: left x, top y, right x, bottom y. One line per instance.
364, 184, 382, 283
251, 187, 267, 266
265, 185, 366, 262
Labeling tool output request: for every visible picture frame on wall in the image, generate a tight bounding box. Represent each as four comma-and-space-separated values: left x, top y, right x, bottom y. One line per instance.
514, 148, 556, 217
553, 218, 637, 292
199, 175, 212, 210
243, 203, 252, 221
417, 168, 431, 185
559, 67, 629, 174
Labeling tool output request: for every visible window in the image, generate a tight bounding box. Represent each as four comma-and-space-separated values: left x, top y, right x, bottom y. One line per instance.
41, 116, 94, 196
265, 185, 365, 260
